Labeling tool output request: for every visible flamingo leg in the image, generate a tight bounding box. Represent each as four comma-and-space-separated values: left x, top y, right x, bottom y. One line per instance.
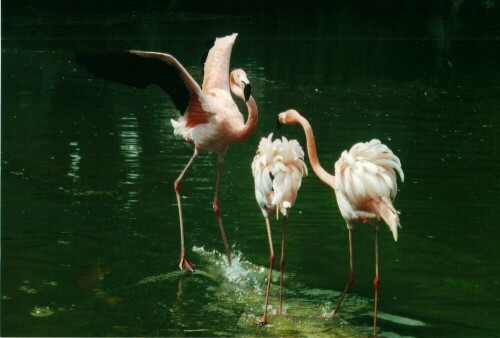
213, 156, 232, 265
332, 227, 354, 316
259, 215, 274, 325
174, 150, 198, 272
280, 216, 288, 316
279, 214, 287, 316
373, 225, 379, 337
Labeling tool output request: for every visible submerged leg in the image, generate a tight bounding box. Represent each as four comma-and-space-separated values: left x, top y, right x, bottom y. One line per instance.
259, 215, 274, 325
213, 155, 232, 265
373, 226, 379, 337
332, 227, 355, 316
279, 214, 288, 316
174, 150, 198, 272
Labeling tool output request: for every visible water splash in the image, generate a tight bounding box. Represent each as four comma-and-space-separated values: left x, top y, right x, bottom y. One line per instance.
192, 246, 265, 294
189, 247, 368, 336
124, 247, 425, 337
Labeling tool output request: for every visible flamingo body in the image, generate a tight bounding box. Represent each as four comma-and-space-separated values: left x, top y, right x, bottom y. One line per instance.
251, 133, 307, 325
252, 133, 308, 217
278, 109, 404, 336
171, 73, 250, 154
76, 33, 258, 271
334, 139, 404, 241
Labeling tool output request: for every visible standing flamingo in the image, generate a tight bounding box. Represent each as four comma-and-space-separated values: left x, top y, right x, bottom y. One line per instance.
277, 109, 404, 336
251, 133, 308, 325
76, 33, 258, 272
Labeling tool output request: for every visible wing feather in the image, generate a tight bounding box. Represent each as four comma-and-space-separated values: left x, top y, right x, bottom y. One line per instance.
335, 139, 404, 208
201, 33, 238, 92
76, 50, 201, 114
252, 134, 307, 216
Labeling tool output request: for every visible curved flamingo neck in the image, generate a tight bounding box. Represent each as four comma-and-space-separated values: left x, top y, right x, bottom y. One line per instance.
234, 96, 258, 141
230, 79, 243, 100
296, 115, 335, 189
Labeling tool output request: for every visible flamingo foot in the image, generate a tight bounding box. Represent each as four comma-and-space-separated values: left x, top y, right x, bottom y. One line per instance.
257, 316, 269, 327
179, 257, 195, 272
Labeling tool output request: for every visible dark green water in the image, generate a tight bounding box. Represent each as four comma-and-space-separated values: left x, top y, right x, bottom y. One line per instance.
2, 3, 499, 337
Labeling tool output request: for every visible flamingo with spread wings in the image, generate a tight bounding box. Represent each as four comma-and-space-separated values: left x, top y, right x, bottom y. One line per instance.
76, 33, 258, 271
252, 133, 307, 325
278, 109, 404, 336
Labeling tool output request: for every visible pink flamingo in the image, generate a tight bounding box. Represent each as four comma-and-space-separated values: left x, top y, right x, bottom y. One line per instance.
76, 33, 258, 272
251, 133, 308, 325
278, 109, 404, 336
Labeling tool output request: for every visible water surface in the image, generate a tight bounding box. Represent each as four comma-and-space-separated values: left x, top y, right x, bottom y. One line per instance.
2, 3, 499, 337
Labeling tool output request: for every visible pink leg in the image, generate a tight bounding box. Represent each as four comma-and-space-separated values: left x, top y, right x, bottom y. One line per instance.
259, 215, 274, 325
213, 157, 232, 265
332, 227, 354, 316
279, 215, 287, 316
174, 150, 198, 272
373, 226, 379, 337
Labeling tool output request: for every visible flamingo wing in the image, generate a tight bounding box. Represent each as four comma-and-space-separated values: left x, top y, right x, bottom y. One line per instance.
271, 137, 308, 213
76, 51, 202, 115
334, 139, 404, 240
335, 139, 403, 205
252, 134, 307, 216
201, 33, 238, 93
252, 134, 275, 211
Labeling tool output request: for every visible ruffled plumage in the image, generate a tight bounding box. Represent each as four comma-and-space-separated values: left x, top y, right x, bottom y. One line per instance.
252, 133, 308, 217
334, 139, 404, 241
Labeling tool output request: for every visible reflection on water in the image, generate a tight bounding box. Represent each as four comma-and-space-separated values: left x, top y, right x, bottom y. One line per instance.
68, 141, 81, 182
118, 115, 142, 213
2, 2, 499, 337
124, 247, 379, 337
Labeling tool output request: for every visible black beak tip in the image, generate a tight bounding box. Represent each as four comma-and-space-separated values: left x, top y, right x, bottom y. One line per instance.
244, 83, 252, 102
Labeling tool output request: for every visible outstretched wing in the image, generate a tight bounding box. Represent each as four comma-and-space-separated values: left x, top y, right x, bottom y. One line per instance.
201, 33, 238, 93
75, 51, 202, 115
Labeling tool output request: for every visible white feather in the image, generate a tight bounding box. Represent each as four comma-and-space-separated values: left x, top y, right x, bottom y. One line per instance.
252, 133, 307, 218
334, 139, 404, 239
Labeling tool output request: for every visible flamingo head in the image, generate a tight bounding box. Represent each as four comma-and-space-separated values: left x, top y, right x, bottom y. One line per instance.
230, 69, 251, 102
278, 109, 301, 127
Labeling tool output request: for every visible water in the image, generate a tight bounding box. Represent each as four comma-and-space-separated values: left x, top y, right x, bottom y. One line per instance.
2, 2, 499, 337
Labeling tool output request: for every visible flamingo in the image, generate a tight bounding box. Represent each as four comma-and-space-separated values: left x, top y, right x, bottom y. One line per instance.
277, 109, 404, 336
76, 33, 258, 272
251, 133, 308, 325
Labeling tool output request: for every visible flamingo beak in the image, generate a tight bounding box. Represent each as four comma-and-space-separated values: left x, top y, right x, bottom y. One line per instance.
277, 112, 286, 129
243, 83, 251, 102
